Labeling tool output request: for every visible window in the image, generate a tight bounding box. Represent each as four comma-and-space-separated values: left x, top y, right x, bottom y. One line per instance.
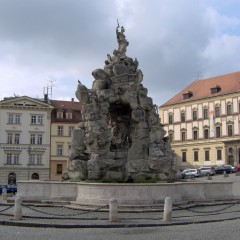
15, 133, 20, 144
15, 114, 21, 124
203, 109, 208, 119
181, 132, 186, 141
8, 114, 14, 124
7, 153, 19, 165
194, 151, 199, 161
211, 86, 221, 94
37, 115, 43, 125
204, 129, 209, 139
29, 154, 35, 164
215, 106, 220, 117
57, 164, 63, 174
228, 124, 233, 136
193, 130, 198, 140
217, 149, 222, 160
31, 115, 37, 124
7, 133, 20, 144
6, 153, 12, 164
57, 144, 63, 156
58, 126, 64, 136
227, 103, 232, 115
7, 133, 13, 144
192, 110, 197, 121
36, 154, 42, 165
183, 91, 193, 99
37, 134, 43, 145
66, 112, 73, 119
7, 154, 20, 165
30, 134, 36, 144
168, 114, 173, 124
182, 152, 187, 162
216, 126, 221, 138
13, 154, 20, 164
31, 115, 43, 125
32, 173, 39, 180
205, 150, 210, 161
181, 112, 185, 122
68, 126, 74, 137
8, 114, 21, 124
57, 111, 63, 119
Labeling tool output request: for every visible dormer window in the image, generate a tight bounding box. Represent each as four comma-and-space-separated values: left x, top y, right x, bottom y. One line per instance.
183, 91, 193, 99
56, 111, 63, 119
211, 85, 221, 94
66, 112, 73, 120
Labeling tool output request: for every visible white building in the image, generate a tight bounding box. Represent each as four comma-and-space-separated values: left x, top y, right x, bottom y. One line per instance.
0, 96, 53, 185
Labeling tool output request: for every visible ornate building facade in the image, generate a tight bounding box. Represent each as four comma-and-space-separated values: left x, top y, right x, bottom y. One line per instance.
159, 72, 240, 169
0, 96, 53, 185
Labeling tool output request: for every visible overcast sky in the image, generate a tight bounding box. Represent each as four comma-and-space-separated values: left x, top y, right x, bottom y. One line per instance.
1, 0, 240, 106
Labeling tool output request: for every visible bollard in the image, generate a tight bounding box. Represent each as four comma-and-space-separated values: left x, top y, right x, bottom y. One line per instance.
109, 198, 118, 222
14, 197, 22, 221
207, 175, 212, 180
223, 171, 229, 177
163, 197, 172, 222
2, 188, 7, 202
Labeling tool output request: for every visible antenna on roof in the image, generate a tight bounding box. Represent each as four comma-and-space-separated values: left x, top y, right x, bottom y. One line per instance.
43, 76, 56, 100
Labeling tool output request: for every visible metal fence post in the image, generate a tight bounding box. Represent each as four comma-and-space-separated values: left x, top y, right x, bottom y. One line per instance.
14, 197, 22, 221
109, 198, 118, 222
163, 197, 172, 222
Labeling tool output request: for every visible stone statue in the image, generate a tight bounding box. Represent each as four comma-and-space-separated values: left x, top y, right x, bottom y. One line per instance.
66, 24, 177, 182
116, 22, 129, 58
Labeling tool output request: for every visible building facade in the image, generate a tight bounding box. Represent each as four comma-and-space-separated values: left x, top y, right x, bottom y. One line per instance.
0, 96, 53, 185
159, 72, 240, 169
50, 99, 81, 181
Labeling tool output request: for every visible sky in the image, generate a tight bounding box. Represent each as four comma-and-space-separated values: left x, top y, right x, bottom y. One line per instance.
1, 0, 240, 106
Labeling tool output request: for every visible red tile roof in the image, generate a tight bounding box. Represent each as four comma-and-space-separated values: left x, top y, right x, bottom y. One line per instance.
50, 99, 82, 122
161, 72, 240, 107
50, 100, 81, 111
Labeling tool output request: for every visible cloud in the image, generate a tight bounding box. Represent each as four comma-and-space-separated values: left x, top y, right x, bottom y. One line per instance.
0, 0, 240, 105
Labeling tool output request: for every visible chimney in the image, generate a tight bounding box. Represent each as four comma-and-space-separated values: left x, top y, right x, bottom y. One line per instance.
44, 94, 48, 102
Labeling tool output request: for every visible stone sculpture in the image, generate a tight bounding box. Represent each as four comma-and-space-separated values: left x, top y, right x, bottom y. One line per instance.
66, 23, 177, 182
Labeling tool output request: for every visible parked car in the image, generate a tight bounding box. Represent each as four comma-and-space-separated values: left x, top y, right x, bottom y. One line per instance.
214, 165, 233, 174
225, 165, 237, 173
198, 166, 215, 176
236, 164, 240, 172
0, 185, 17, 194
182, 169, 200, 178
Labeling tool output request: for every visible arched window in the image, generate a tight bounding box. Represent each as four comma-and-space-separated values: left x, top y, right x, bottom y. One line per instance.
31, 173, 39, 180
8, 172, 16, 185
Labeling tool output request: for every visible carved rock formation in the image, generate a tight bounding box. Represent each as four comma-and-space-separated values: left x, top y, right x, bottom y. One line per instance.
66, 24, 177, 181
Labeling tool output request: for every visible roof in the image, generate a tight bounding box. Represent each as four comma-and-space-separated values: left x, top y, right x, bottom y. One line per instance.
50, 100, 81, 111
161, 72, 240, 107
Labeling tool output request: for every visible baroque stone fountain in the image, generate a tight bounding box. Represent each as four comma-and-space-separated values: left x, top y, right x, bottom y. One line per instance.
66, 23, 177, 182
16, 25, 234, 206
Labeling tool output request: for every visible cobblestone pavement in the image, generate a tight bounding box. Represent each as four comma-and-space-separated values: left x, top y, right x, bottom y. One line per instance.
0, 173, 240, 228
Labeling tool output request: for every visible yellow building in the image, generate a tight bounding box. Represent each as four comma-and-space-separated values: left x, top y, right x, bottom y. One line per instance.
159, 72, 240, 170
50, 99, 81, 181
